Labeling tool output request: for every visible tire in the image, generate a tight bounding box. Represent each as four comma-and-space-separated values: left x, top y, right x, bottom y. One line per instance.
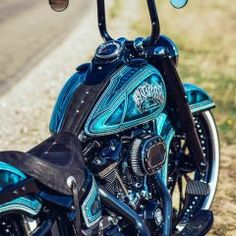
201, 111, 220, 209
168, 110, 220, 217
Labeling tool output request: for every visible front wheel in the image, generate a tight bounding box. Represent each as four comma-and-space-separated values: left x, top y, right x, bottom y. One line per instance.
168, 110, 220, 220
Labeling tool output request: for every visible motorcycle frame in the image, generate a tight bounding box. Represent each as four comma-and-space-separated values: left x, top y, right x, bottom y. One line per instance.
97, 0, 160, 45
32, 209, 77, 236
96, 0, 207, 172
0, 1, 214, 235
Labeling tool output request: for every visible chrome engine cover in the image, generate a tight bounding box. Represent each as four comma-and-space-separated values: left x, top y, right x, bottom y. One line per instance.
130, 135, 166, 176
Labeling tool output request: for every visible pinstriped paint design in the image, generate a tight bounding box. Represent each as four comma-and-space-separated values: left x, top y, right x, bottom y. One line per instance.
85, 63, 167, 135
0, 162, 42, 216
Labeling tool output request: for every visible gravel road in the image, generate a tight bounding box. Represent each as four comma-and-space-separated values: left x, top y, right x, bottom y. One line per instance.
0, 0, 103, 151
0, 0, 89, 94
0, 0, 140, 151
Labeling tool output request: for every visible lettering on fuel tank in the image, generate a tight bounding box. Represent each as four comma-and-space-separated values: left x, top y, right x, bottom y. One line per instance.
133, 82, 165, 113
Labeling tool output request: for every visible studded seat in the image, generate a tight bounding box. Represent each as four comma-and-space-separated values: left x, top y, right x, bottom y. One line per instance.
0, 132, 86, 195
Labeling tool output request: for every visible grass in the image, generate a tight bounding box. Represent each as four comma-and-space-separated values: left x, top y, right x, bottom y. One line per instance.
130, 1, 236, 235
109, 0, 122, 19
133, 0, 236, 145
97, 1, 235, 234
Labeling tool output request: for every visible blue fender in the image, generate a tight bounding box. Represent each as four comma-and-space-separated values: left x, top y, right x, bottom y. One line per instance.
184, 83, 215, 113
49, 70, 87, 134
0, 162, 42, 216
155, 83, 215, 139
155, 83, 215, 183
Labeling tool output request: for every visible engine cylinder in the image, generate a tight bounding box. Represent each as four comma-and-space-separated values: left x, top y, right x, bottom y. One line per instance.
130, 135, 166, 176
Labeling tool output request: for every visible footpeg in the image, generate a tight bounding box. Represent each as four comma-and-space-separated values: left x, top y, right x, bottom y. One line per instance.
186, 180, 209, 197
176, 210, 214, 236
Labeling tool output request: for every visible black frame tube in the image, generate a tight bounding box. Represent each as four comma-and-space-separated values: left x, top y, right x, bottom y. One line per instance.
97, 0, 112, 42
149, 54, 208, 172
99, 187, 151, 236
97, 0, 160, 44
151, 173, 172, 236
146, 0, 160, 44
33, 210, 58, 236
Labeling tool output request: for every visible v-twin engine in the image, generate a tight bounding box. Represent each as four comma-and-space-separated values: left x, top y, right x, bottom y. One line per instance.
84, 128, 166, 210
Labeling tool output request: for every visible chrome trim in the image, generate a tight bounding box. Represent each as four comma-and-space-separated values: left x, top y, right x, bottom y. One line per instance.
95, 41, 122, 60
81, 177, 102, 228
202, 111, 220, 209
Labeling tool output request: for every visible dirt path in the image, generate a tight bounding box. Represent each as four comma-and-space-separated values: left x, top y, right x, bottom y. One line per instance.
0, 0, 140, 151
0, 1, 102, 151
0, 0, 89, 95
209, 146, 236, 236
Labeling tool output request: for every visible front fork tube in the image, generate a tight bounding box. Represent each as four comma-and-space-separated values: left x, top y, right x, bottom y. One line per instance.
150, 54, 207, 172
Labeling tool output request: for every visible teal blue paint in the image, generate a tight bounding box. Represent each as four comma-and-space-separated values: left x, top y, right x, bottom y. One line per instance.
0, 162, 42, 216
153, 114, 175, 185
0, 162, 26, 179
49, 72, 86, 133
49, 60, 215, 137
81, 178, 102, 227
170, 0, 188, 9
0, 196, 42, 216
85, 64, 167, 135
184, 83, 215, 113
161, 129, 175, 184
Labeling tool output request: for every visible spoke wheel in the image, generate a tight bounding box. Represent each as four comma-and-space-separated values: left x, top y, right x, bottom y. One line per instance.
0, 214, 25, 236
168, 111, 220, 223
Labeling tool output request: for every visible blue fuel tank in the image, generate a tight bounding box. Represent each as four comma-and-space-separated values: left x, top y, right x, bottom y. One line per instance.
85, 60, 167, 136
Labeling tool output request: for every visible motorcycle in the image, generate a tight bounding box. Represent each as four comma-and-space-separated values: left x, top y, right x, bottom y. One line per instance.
0, 0, 220, 235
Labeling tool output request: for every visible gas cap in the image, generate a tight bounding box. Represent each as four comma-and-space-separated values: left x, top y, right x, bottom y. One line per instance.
95, 40, 124, 62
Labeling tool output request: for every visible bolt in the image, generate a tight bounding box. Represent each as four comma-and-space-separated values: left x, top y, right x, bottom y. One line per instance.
21, 186, 26, 192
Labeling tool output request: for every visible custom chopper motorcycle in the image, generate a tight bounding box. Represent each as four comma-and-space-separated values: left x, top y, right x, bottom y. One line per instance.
0, 0, 220, 235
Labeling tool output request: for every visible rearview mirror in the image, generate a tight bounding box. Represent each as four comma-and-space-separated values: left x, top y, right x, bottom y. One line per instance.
170, 0, 188, 9
49, 0, 69, 12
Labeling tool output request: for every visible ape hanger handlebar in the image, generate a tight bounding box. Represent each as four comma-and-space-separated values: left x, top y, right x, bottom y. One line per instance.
49, 0, 160, 45
97, 0, 160, 46
49, 0, 188, 46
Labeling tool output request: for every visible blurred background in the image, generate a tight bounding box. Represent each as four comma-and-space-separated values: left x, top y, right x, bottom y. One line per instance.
0, 0, 235, 235
0, 0, 88, 94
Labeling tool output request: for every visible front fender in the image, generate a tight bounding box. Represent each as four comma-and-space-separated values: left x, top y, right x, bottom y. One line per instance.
184, 83, 215, 113
156, 83, 215, 142
155, 83, 215, 183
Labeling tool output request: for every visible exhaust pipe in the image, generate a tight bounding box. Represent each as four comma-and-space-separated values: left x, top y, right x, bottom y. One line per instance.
98, 187, 151, 236
151, 173, 172, 236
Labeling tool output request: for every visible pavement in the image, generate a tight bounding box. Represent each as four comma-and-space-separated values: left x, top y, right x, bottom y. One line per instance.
0, 0, 89, 94
0, 0, 103, 151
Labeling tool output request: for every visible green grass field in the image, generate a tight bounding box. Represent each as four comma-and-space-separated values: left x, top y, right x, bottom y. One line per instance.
109, 0, 236, 235
133, 0, 236, 146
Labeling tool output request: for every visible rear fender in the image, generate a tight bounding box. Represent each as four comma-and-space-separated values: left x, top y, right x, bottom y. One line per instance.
0, 162, 42, 216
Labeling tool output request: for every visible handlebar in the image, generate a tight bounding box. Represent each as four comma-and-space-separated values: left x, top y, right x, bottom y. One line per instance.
49, 0, 188, 46
97, 0, 160, 46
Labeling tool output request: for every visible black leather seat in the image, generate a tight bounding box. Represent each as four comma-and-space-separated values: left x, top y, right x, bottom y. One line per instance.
0, 132, 86, 195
